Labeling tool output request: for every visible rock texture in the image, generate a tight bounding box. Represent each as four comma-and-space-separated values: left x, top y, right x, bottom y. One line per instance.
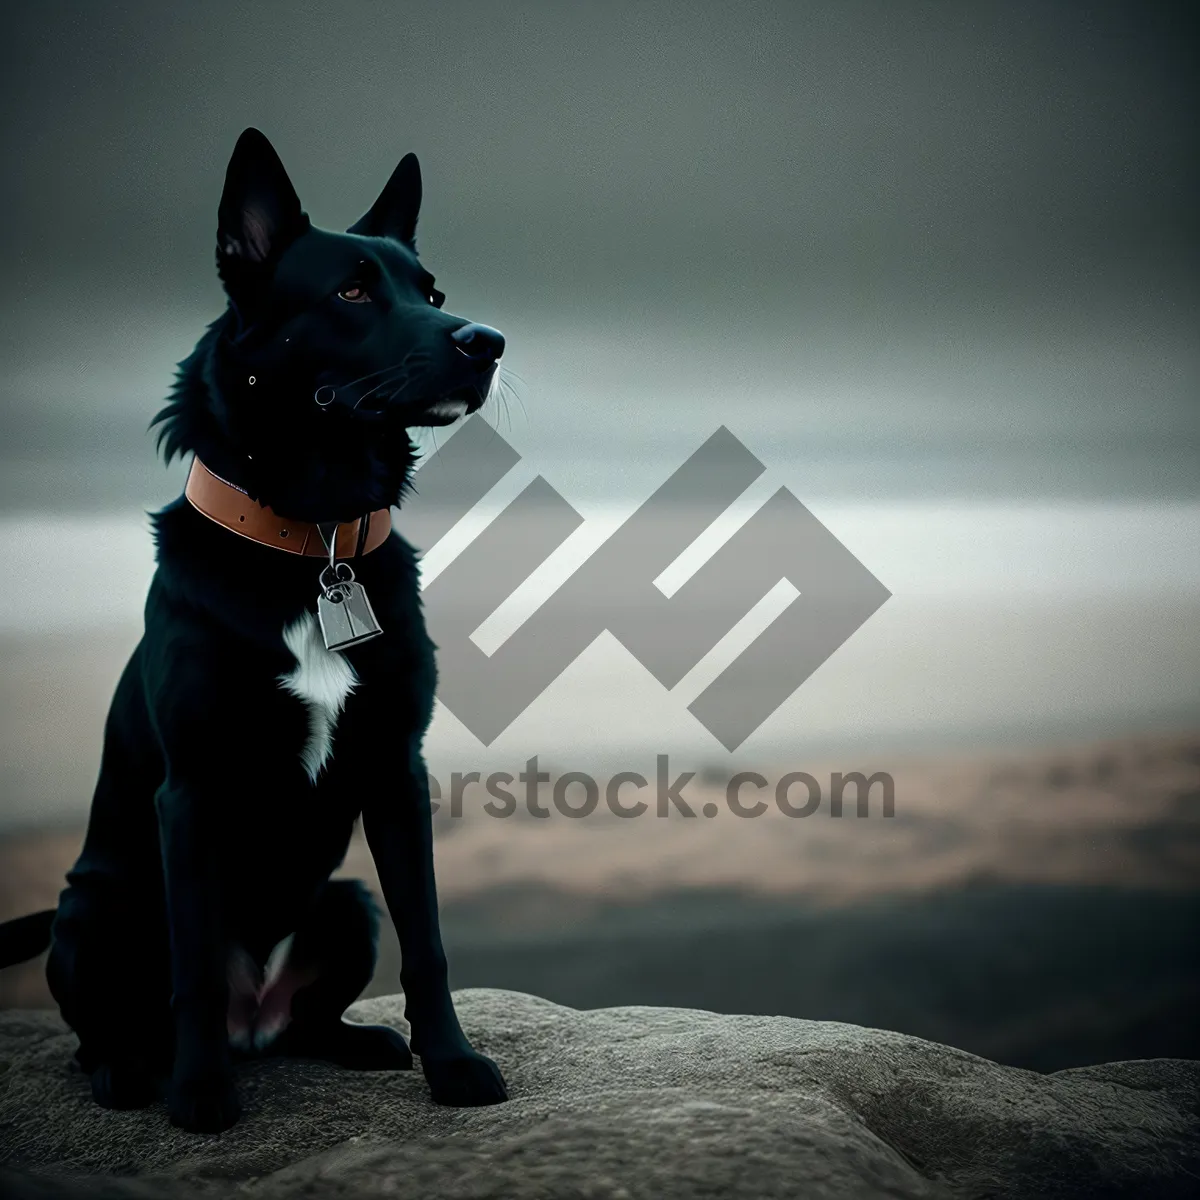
0, 989, 1197, 1199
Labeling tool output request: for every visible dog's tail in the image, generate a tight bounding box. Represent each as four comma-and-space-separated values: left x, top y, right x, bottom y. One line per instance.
0, 909, 55, 968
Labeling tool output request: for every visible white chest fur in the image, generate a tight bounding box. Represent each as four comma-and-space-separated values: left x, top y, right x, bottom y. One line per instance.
278, 612, 357, 782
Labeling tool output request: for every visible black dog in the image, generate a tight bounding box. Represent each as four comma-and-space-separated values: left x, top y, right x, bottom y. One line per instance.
0, 128, 508, 1132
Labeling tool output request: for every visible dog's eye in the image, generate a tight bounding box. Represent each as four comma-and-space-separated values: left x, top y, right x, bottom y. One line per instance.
428, 289, 445, 309
337, 283, 371, 304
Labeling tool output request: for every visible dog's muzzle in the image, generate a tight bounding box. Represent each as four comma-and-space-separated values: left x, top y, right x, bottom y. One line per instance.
312, 323, 504, 421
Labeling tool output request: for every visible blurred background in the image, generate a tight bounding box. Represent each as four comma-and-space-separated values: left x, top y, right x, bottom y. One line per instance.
1, 1, 1197, 1070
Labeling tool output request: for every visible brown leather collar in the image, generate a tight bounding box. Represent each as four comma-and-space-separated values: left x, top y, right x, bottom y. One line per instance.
184, 458, 391, 558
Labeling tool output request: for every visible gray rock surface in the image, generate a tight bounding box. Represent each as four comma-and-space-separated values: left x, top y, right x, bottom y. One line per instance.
0, 989, 1196, 1198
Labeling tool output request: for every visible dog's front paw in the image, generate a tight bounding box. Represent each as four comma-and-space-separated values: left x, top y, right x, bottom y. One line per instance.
168, 1069, 241, 1133
420, 1048, 508, 1107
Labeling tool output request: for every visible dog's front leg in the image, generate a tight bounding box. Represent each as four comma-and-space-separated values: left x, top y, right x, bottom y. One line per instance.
156, 782, 240, 1132
362, 753, 507, 1106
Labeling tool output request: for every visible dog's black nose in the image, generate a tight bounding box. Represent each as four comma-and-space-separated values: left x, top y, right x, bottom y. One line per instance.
451, 322, 505, 363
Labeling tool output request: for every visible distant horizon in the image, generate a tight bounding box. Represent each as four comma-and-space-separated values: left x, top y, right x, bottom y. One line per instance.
2, 496, 1197, 833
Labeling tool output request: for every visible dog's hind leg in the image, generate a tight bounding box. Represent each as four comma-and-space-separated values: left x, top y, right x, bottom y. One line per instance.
261, 879, 413, 1070
47, 885, 173, 1109
48, 643, 173, 1109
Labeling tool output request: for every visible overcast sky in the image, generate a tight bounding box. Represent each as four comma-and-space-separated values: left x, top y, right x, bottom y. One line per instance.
0, 2, 1197, 791
1, 0, 1195, 509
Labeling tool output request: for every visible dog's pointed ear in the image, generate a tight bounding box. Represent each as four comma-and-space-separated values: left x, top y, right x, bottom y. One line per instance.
348, 153, 422, 246
216, 128, 309, 296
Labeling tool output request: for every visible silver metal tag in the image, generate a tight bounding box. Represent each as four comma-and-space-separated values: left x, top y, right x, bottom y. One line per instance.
318, 576, 383, 651
315, 519, 384, 653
